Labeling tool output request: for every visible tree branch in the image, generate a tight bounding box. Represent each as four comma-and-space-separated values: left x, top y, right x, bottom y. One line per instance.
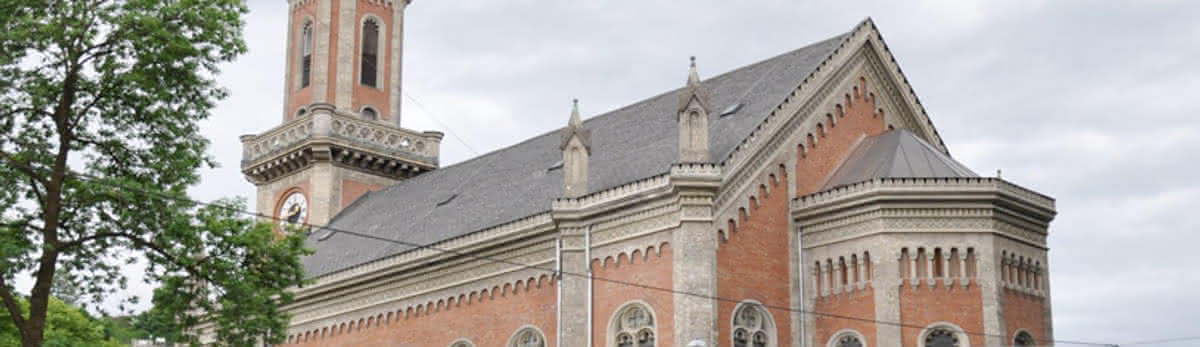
58, 231, 218, 285
0, 278, 28, 339
0, 150, 48, 187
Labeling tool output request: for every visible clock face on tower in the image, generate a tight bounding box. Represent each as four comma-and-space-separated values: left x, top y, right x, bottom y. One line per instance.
279, 191, 308, 226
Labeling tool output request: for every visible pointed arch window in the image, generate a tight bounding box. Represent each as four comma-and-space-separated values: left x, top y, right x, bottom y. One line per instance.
610, 303, 655, 347
300, 20, 313, 88
361, 17, 380, 87
732, 303, 775, 347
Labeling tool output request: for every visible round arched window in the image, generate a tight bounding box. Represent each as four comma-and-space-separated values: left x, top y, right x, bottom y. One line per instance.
1014, 331, 1034, 347
837, 335, 863, 347
509, 327, 545, 347
732, 303, 774, 347
361, 107, 377, 120
611, 303, 655, 347
924, 328, 960, 347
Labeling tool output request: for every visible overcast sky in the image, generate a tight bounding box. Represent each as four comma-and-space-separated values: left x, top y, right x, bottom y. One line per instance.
174, 0, 1200, 345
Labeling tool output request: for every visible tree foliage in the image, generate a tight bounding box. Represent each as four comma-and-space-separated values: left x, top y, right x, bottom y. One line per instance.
0, 0, 310, 346
0, 296, 123, 347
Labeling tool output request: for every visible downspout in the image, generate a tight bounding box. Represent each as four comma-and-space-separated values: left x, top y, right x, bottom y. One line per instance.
586, 224, 594, 347
556, 236, 563, 347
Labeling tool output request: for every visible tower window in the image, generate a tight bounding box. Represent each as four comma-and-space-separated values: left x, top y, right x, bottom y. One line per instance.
361, 107, 377, 120
361, 18, 380, 87
300, 21, 313, 88
1014, 331, 1035, 347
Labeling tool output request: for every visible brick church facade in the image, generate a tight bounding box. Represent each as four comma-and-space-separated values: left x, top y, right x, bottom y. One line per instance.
218, 1, 1057, 346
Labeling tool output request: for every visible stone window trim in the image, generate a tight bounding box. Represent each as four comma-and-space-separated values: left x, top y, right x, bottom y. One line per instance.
607, 300, 657, 347
448, 338, 476, 347
826, 328, 868, 347
358, 13, 386, 90
916, 322, 970, 347
295, 16, 316, 91
507, 324, 548, 347
730, 300, 778, 347
1012, 329, 1035, 347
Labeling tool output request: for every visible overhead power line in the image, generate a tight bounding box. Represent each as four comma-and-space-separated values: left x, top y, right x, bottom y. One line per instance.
21, 168, 1120, 347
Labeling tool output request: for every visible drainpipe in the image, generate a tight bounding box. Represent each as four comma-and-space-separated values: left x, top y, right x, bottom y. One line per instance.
556, 236, 563, 347
586, 224, 594, 347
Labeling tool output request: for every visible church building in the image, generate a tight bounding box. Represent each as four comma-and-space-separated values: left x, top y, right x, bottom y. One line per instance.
223, 1, 1057, 346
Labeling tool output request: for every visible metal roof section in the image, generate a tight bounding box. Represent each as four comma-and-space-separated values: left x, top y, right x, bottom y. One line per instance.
300, 32, 852, 278
820, 129, 977, 191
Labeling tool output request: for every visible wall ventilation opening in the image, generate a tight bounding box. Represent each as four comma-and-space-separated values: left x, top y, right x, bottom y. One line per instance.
719, 103, 743, 117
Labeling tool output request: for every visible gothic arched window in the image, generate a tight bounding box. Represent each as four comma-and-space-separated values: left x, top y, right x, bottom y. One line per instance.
361, 106, 377, 120
360, 17, 380, 87
610, 303, 655, 347
300, 20, 313, 88
1014, 331, 1034, 347
508, 327, 545, 347
732, 303, 775, 347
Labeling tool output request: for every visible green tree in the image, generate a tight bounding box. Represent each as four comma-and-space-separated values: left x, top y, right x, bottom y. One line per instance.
0, 296, 124, 347
0, 1, 309, 346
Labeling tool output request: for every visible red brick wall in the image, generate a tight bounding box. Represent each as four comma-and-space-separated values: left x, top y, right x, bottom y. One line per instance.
794, 77, 886, 196
717, 172, 791, 345
1003, 291, 1048, 345
814, 287, 876, 346
591, 243, 674, 347
340, 179, 382, 210
283, 276, 558, 346
898, 284, 984, 347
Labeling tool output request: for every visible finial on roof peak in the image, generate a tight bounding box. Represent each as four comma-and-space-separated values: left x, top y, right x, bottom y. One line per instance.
687, 56, 701, 86
568, 99, 582, 127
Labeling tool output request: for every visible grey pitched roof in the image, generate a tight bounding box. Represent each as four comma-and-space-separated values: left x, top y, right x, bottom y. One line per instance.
301, 32, 852, 278
820, 129, 977, 191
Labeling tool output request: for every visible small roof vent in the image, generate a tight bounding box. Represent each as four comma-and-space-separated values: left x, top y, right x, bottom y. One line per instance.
316, 228, 336, 241
436, 194, 458, 207
547, 159, 564, 172
719, 103, 743, 117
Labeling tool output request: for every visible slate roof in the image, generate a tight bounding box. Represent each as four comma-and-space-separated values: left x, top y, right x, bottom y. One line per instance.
820, 129, 977, 191
302, 31, 852, 278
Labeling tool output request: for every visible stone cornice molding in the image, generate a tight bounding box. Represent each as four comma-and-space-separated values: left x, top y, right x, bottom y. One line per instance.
793, 178, 1055, 249
241, 106, 444, 183
793, 177, 1055, 217
289, 0, 405, 10
296, 213, 554, 295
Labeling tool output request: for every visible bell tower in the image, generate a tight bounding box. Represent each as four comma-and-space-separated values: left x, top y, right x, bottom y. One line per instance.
240, 0, 442, 228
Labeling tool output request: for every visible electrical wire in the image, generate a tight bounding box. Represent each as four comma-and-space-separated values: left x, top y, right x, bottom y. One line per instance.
34, 169, 1119, 347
